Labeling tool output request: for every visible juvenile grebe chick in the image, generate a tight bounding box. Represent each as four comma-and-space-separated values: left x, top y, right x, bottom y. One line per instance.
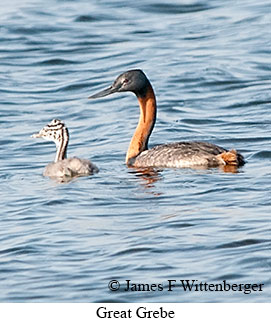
32, 119, 98, 178
89, 69, 245, 169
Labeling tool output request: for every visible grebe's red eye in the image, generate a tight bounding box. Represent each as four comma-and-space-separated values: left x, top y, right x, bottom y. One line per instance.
122, 78, 129, 85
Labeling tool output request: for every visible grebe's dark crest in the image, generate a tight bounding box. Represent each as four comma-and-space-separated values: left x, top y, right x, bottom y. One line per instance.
89, 69, 245, 169
32, 119, 98, 179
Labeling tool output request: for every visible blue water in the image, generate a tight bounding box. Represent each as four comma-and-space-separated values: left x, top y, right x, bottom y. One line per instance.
0, 0, 270, 302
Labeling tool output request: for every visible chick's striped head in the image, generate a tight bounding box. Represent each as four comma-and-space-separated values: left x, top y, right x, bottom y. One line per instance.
32, 119, 69, 144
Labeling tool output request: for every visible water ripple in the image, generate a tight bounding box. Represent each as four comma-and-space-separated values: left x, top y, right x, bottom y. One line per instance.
139, 2, 213, 14
217, 239, 268, 249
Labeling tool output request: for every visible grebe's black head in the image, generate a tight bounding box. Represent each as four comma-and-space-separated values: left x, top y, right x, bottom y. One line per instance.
88, 69, 150, 99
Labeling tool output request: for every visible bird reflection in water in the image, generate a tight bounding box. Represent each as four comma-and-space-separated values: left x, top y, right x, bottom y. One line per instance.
130, 163, 241, 190
129, 167, 163, 190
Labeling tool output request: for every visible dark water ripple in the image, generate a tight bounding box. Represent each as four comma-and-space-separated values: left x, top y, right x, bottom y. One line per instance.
139, 2, 213, 14
0, 0, 270, 302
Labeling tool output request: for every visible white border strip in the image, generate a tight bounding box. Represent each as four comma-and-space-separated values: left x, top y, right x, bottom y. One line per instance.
1, 303, 269, 323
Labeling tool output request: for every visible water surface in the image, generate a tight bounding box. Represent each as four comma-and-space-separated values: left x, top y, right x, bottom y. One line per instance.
0, 0, 270, 302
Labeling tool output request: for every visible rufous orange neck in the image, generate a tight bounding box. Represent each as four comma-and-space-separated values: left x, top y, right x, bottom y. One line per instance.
126, 85, 156, 165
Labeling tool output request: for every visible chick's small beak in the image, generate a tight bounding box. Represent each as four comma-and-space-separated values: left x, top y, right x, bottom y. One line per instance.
31, 132, 42, 138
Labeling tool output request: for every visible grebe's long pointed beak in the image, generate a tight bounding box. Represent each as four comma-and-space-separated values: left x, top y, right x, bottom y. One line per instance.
88, 85, 119, 99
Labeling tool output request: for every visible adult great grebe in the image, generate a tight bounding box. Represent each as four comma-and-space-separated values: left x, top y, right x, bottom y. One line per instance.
89, 69, 245, 169
32, 119, 98, 178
